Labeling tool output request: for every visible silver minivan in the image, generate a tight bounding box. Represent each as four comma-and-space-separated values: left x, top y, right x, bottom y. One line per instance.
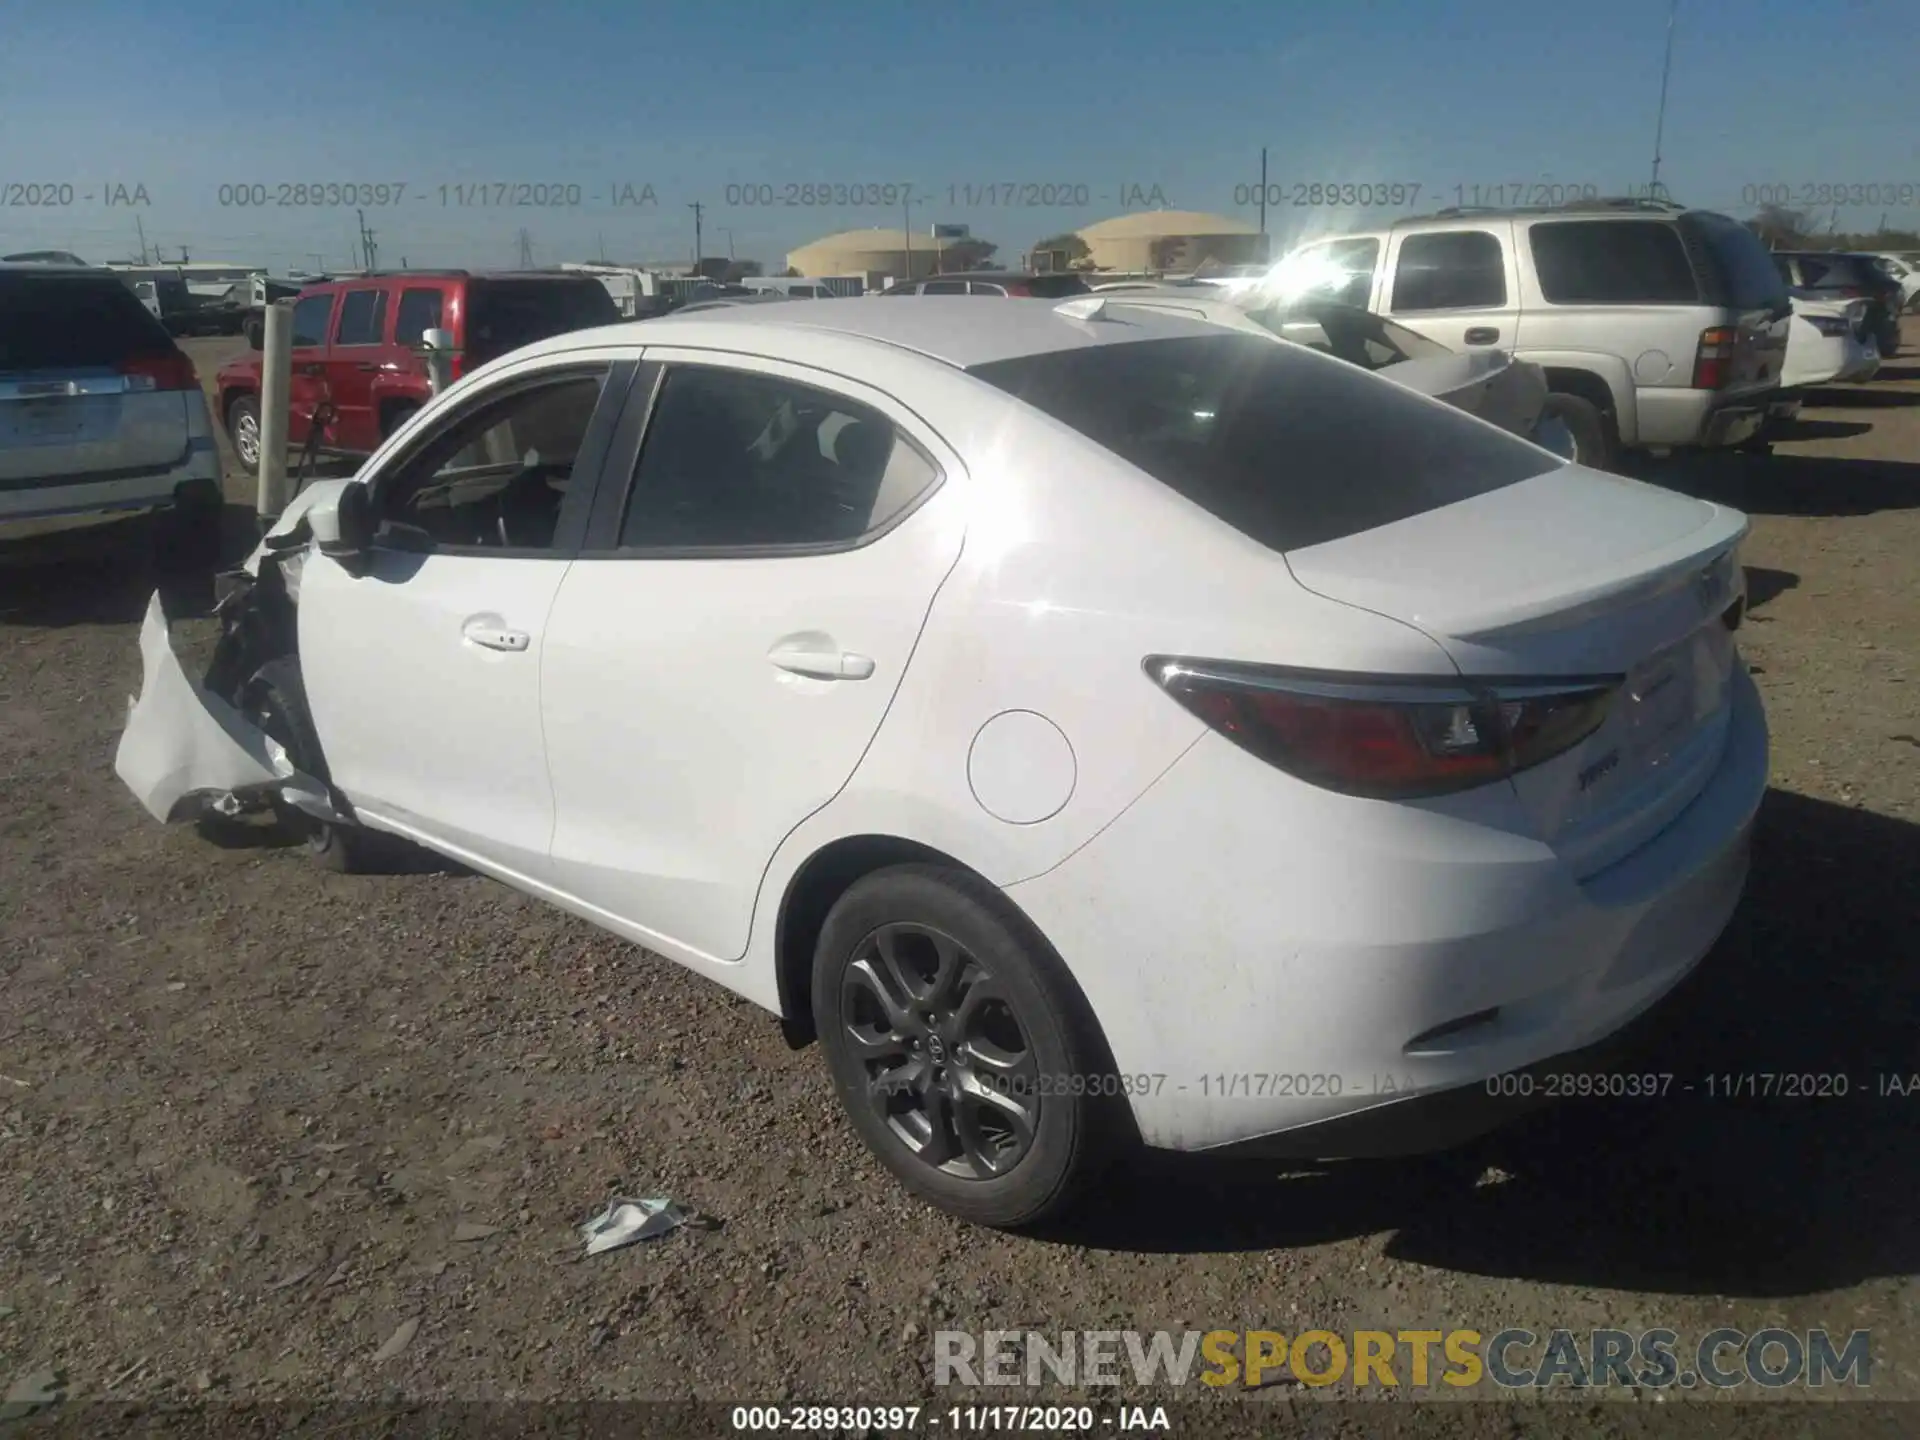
1276, 199, 1793, 468
0, 264, 223, 566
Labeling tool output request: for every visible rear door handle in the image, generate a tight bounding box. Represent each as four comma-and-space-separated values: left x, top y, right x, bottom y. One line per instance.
1463, 326, 1500, 345
768, 645, 875, 680
355, 362, 379, 372
463, 619, 531, 652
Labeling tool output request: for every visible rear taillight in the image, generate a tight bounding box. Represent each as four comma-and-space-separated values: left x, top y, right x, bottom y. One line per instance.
1145, 658, 1618, 800
120, 350, 198, 392
1692, 326, 1737, 389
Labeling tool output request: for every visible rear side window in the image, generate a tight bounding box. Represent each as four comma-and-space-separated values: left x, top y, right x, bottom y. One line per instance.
621, 366, 938, 549
0, 274, 175, 369
923, 280, 968, 295
394, 287, 445, 345
1025, 274, 1091, 298
334, 287, 389, 345
1681, 213, 1792, 311
1391, 231, 1507, 311
1529, 221, 1699, 304
969, 335, 1556, 553
464, 280, 620, 361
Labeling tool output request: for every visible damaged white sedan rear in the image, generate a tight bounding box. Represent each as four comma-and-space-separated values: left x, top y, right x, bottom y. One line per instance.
113, 299, 1764, 1231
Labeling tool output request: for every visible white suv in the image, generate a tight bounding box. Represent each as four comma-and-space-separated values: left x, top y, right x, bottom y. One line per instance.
1, 264, 223, 568
1276, 199, 1793, 468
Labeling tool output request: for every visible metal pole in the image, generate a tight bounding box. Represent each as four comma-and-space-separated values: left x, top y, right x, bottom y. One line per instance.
421, 327, 455, 397
256, 300, 293, 524
1649, 0, 1679, 194
903, 197, 913, 277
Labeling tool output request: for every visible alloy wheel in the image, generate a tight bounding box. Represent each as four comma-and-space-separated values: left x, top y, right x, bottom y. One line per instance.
839, 922, 1040, 1179
234, 412, 260, 468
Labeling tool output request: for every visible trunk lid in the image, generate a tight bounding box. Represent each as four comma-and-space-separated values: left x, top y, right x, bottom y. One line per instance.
1285, 467, 1749, 875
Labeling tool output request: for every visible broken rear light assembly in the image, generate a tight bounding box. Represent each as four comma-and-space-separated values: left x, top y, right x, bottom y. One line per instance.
1144, 658, 1619, 800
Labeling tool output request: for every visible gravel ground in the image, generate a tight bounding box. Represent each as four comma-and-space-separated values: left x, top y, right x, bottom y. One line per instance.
1, 330, 1916, 1429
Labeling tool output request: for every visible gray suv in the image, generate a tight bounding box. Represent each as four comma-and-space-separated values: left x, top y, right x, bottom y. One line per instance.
1277, 199, 1792, 468
1, 264, 223, 569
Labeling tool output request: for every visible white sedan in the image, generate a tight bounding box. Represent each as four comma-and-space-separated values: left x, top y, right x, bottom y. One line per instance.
115, 297, 1767, 1228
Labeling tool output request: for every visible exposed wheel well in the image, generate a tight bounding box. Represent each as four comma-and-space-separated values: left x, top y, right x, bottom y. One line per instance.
774, 835, 956, 1046
1541, 367, 1618, 419
221, 387, 256, 426
379, 397, 422, 438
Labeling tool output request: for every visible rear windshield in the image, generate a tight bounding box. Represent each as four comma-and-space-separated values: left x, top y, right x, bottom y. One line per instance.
0, 273, 176, 370
1024, 274, 1091, 298
464, 279, 620, 361
1529, 220, 1700, 304
969, 335, 1558, 552
1680, 212, 1790, 312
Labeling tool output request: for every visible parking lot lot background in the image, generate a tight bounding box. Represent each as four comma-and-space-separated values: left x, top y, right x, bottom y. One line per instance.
1, 329, 1916, 1424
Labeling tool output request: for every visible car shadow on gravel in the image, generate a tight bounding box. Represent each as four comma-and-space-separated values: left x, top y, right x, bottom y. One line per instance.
1799, 386, 1920, 409
1660, 452, 1920, 517
1053, 789, 1920, 1300
0, 503, 262, 628
1742, 566, 1798, 610
1769, 418, 1873, 442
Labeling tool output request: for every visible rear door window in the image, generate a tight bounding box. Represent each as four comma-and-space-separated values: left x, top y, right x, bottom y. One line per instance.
0, 274, 175, 369
923, 280, 968, 295
620, 366, 939, 550
1529, 220, 1699, 303
969, 335, 1556, 553
1391, 231, 1507, 311
333, 287, 389, 346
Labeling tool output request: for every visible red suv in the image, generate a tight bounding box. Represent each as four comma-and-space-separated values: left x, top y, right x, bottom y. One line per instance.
216, 270, 619, 469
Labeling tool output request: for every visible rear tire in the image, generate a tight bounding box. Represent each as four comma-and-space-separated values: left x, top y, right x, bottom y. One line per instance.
237, 657, 380, 873
227, 395, 262, 474
811, 864, 1117, 1229
1541, 392, 1614, 471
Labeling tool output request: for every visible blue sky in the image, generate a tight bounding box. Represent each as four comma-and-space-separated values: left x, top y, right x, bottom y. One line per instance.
4, 0, 1917, 272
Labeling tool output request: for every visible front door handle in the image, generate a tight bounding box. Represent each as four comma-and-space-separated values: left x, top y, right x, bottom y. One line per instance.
463, 619, 531, 652
356, 362, 379, 372
768, 644, 875, 680
1463, 326, 1500, 346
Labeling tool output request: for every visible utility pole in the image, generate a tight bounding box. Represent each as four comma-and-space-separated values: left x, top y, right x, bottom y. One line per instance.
902, 195, 914, 277
516, 228, 535, 268
356, 210, 378, 270
688, 201, 704, 272
598, 230, 607, 263
1258, 146, 1268, 246
1649, 0, 1679, 195
308, 252, 326, 274
134, 215, 149, 265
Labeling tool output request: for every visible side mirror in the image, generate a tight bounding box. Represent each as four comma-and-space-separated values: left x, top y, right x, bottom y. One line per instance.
308, 482, 375, 557
420, 327, 454, 353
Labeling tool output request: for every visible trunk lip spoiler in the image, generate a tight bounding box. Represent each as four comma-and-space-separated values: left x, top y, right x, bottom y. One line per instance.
1288, 501, 1749, 642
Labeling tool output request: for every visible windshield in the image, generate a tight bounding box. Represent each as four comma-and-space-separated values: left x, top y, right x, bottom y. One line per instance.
969, 335, 1556, 552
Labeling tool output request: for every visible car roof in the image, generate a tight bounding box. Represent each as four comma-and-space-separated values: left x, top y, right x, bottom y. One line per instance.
0, 261, 116, 276
521, 295, 1233, 370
